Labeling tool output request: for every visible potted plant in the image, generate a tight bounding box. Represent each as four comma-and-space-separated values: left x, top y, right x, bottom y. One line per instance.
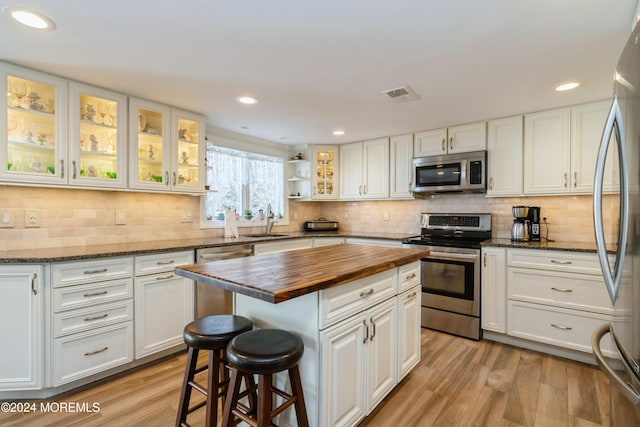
243, 210, 253, 220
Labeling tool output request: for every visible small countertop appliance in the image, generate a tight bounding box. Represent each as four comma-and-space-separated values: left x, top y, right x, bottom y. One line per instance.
303, 218, 339, 231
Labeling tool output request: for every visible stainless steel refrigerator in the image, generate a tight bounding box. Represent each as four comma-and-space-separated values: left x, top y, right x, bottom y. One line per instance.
593, 18, 640, 424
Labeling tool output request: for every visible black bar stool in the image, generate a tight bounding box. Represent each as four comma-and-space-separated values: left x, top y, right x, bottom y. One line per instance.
176, 315, 253, 427
221, 328, 309, 427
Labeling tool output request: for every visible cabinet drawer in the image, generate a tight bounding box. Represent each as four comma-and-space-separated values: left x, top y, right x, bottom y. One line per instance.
398, 262, 420, 293
319, 268, 396, 329
134, 250, 194, 276
507, 249, 624, 275
507, 268, 630, 315
507, 300, 619, 357
53, 300, 133, 338
53, 322, 133, 386
52, 257, 133, 287
53, 278, 133, 312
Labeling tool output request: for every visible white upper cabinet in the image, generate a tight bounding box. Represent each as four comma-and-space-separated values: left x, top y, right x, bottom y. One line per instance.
1, 62, 68, 185
414, 122, 486, 157
310, 145, 339, 200
389, 134, 414, 199
524, 101, 616, 195
487, 116, 523, 196
68, 82, 128, 188
340, 138, 389, 199
170, 109, 205, 193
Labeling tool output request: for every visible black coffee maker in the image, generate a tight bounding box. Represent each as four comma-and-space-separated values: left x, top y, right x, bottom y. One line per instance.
527, 207, 541, 241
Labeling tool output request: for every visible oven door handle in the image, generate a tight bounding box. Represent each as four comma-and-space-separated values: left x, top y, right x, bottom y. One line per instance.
426, 251, 479, 262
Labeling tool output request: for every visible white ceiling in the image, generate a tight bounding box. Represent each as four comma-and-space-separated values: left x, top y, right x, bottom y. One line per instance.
1, 0, 637, 145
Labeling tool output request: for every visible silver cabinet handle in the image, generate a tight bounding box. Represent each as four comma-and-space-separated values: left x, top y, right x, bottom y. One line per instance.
594, 97, 628, 304
483, 253, 487, 267
72, 160, 77, 180
550, 260, 572, 265
449, 137, 453, 151
563, 173, 568, 188
405, 272, 416, 280
363, 185, 367, 195
84, 313, 108, 322
84, 268, 108, 275
156, 260, 175, 265
359, 289, 374, 298
489, 177, 493, 190
441, 138, 445, 152
406, 291, 417, 300
551, 323, 572, 331
363, 320, 369, 344
358, 185, 363, 195
370, 318, 376, 341
83, 290, 108, 297
551, 287, 573, 293
173, 171, 177, 186
84, 347, 109, 356
60, 159, 64, 179
31, 272, 38, 295
165, 171, 170, 186
573, 171, 577, 188
313, 186, 316, 196
155, 274, 174, 281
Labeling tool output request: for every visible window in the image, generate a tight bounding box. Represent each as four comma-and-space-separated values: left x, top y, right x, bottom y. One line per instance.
202, 145, 285, 225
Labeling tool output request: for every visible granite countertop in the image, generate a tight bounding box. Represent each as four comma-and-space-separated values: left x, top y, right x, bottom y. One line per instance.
174, 244, 429, 303
481, 238, 616, 254
0, 231, 416, 263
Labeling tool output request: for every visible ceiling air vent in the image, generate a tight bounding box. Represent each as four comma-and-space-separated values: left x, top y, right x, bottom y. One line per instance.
382, 85, 419, 103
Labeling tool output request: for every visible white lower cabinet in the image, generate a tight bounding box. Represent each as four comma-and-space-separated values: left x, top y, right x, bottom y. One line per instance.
480, 247, 506, 333
51, 257, 134, 386
253, 238, 313, 255
321, 297, 397, 427
134, 251, 194, 358
397, 284, 420, 380
0, 265, 44, 391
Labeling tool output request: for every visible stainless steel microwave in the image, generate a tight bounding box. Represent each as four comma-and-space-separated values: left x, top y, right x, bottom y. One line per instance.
412, 150, 487, 194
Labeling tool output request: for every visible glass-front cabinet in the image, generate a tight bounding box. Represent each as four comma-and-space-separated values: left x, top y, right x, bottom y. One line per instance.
129, 97, 204, 193
310, 145, 338, 200
68, 82, 127, 188
1, 62, 67, 185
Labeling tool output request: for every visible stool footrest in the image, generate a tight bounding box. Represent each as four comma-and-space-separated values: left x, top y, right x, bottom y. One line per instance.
187, 380, 208, 396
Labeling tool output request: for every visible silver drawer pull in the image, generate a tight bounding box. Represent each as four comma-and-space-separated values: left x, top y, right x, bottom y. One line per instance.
405, 273, 416, 280
84, 313, 108, 322
156, 274, 174, 281
551, 323, 572, 331
83, 291, 108, 297
359, 289, 374, 298
407, 291, 417, 299
84, 347, 109, 356
550, 260, 572, 265
363, 320, 369, 344
83, 268, 108, 275
156, 260, 175, 265
551, 287, 573, 293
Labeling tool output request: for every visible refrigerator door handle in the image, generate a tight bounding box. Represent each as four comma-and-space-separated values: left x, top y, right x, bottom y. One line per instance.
592, 323, 640, 406
593, 96, 628, 304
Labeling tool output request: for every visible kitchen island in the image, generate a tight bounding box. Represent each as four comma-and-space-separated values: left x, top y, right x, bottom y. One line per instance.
174, 244, 427, 427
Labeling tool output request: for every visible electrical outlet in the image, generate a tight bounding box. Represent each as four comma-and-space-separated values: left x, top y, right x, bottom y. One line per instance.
181, 211, 193, 223
0, 209, 15, 228
24, 209, 40, 228
383, 211, 390, 221
115, 209, 127, 225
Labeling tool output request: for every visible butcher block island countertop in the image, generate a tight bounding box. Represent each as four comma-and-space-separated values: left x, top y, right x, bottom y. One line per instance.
174, 243, 429, 303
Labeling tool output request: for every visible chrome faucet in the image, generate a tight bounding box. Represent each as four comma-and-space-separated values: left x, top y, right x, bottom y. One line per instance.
266, 203, 276, 235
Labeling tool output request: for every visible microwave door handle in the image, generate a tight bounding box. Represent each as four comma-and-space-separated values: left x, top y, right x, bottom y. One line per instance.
593, 97, 628, 304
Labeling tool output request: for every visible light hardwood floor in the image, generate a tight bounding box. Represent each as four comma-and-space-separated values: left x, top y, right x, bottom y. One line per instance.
0, 329, 612, 426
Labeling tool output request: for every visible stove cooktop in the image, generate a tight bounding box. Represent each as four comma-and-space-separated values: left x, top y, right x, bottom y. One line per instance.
403, 212, 492, 249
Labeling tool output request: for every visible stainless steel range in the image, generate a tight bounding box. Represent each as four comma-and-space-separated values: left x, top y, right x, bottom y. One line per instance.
403, 213, 491, 340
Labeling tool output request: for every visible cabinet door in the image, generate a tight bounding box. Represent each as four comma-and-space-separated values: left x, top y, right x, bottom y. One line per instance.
414, 128, 447, 157
481, 248, 506, 333
171, 108, 205, 193
0, 265, 43, 390
128, 97, 171, 191
340, 142, 364, 199
524, 108, 571, 194
367, 299, 397, 412
389, 134, 414, 198
362, 138, 389, 199
571, 100, 618, 193
68, 82, 128, 188
1, 62, 67, 185
398, 285, 420, 380
310, 145, 338, 200
448, 122, 487, 153
487, 116, 523, 196
134, 273, 194, 358
321, 314, 366, 427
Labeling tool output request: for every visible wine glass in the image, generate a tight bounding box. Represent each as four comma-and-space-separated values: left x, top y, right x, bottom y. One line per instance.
37, 125, 52, 145
107, 103, 117, 127
10, 80, 27, 108
97, 102, 107, 124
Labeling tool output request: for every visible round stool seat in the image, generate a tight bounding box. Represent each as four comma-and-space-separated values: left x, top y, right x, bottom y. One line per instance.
227, 329, 304, 375
183, 315, 253, 351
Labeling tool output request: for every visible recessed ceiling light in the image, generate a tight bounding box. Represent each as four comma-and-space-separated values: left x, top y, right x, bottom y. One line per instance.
3, 7, 56, 30
236, 96, 259, 105
555, 82, 581, 92
333, 130, 345, 136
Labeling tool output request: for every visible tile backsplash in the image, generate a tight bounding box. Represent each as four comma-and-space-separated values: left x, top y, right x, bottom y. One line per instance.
0, 185, 618, 251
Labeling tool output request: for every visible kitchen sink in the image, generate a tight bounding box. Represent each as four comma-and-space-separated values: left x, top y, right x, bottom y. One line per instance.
244, 233, 289, 238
